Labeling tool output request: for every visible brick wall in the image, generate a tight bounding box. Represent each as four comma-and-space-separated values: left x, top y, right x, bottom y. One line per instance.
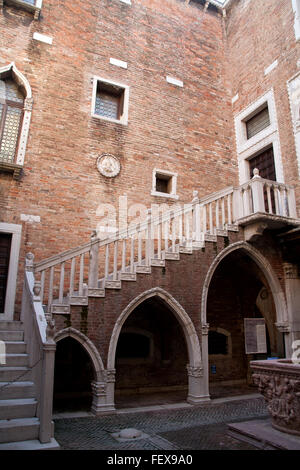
225, 0, 300, 206
0, 0, 236, 310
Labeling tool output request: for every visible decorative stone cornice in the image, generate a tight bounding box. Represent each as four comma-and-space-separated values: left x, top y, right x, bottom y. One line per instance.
106, 369, 116, 383
275, 322, 291, 334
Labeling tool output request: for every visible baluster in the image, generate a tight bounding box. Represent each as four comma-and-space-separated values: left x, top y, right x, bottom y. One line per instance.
138, 230, 142, 265
105, 243, 110, 279
202, 204, 207, 233
171, 213, 176, 252
209, 202, 213, 234
40, 270, 45, 306
178, 212, 183, 245
274, 185, 280, 215
48, 266, 54, 312
130, 237, 135, 273
122, 238, 126, 272
266, 184, 272, 214
79, 253, 84, 296
59, 262, 65, 303
157, 218, 162, 259
164, 216, 169, 252
227, 193, 232, 225
221, 198, 225, 227
282, 187, 288, 217
216, 200, 220, 229
113, 241, 118, 280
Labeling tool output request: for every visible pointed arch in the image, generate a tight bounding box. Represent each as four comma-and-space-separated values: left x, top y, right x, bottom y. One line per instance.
201, 241, 288, 326
107, 287, 202, 370
0, 62, 32, 100
54, 327, 105, 382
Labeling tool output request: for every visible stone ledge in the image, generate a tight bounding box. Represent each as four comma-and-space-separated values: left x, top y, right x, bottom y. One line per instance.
2, 0, 41, 19
227, 419, 300, 450
0, 161, 23, 180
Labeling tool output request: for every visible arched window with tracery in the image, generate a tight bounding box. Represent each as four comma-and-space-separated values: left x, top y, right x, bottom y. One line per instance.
0, 78, 24, 164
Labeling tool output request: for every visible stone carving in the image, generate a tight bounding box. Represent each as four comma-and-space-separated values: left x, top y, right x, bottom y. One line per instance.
251, 360, 300, 435
97, 153, 120, 178
186, 365, 203, 378
106, 369, 116, 383
25, 252, 34, 272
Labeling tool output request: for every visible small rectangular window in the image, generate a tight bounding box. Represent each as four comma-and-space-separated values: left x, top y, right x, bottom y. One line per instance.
92, 78, 129, 125
246, 106, 270, 139
151, 169, 179, 199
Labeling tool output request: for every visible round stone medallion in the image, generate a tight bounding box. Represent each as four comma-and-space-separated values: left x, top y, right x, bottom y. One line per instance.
96, 153, 120, 178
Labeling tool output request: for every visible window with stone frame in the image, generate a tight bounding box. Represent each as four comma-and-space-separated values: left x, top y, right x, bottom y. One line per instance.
92, 77, 129, 125
0, 78, 24, 165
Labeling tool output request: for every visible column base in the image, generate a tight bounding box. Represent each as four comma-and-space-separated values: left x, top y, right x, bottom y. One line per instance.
187, 394, 211, 405
91, 403, 116, 415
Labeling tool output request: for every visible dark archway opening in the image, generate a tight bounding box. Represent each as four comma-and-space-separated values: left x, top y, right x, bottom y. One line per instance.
114, 296, 189, 408
53, 336, 94, 412
206, 249, 284, 399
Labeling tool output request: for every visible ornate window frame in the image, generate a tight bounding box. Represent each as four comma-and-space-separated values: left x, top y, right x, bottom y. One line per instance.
0, 63, 32, 179
234, 89, 284, 184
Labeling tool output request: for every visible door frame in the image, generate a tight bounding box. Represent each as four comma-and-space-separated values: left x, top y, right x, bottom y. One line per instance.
0, 223, 22, 320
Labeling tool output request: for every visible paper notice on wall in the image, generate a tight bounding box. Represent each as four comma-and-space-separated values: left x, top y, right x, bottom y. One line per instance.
244, 318, 267, 354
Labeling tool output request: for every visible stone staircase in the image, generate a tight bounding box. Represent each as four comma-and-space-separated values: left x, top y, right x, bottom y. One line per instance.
0, 321, 59, 450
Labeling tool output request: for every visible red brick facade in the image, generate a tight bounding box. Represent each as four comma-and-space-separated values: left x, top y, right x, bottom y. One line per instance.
0, 0, 299, 408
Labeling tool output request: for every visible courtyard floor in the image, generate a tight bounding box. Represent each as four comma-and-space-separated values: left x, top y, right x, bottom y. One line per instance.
53, 393, 269, 451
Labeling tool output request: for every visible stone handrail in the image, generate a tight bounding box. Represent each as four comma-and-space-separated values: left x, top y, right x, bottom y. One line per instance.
26, 172, 297, 314
20, 263, 56, 444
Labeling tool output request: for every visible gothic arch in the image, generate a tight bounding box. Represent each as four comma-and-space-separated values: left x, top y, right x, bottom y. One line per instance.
201, 241, 288, 326
0, 62, 32, 99
54, 327, 105, 382
107, 287, 202, 370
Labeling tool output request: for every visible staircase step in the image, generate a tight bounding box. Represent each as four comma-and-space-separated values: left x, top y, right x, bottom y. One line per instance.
2, 354, 28, 367
0, 381, 35, 399
0, 399, 37, 420
0, 367, 31, 382
0, 417, 39, 444
136, 265, 151, 274
105, 280, 122, 289
5, 342, 27, 354
0, 330, 24, 342
0, 322, 23, 331
120, 272, 137, 281
165, 251, 180, 260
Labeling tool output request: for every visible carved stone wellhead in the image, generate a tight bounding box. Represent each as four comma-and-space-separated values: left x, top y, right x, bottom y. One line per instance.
251, 359, 300, 436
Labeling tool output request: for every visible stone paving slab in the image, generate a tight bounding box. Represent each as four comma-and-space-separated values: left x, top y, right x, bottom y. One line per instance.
53, 396, 269, 450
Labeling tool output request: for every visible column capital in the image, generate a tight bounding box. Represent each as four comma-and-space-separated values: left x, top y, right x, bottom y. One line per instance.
186, 364, 203, 378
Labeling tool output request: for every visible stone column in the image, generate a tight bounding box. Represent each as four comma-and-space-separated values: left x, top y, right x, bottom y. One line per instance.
201, 323, 210, 400
91, 381, 114, 414
281, 263, 300, 356
186, 364, 210, 404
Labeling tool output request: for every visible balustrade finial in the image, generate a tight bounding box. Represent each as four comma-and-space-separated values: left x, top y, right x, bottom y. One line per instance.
252, 168, 260, 178
192, 190, 199, 202
25, 252, 34, 272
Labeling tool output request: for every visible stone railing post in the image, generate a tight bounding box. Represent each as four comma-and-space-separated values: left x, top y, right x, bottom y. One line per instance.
88, 230, 99, 289
251, 168, 265, 213
39, 337, 56, 443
